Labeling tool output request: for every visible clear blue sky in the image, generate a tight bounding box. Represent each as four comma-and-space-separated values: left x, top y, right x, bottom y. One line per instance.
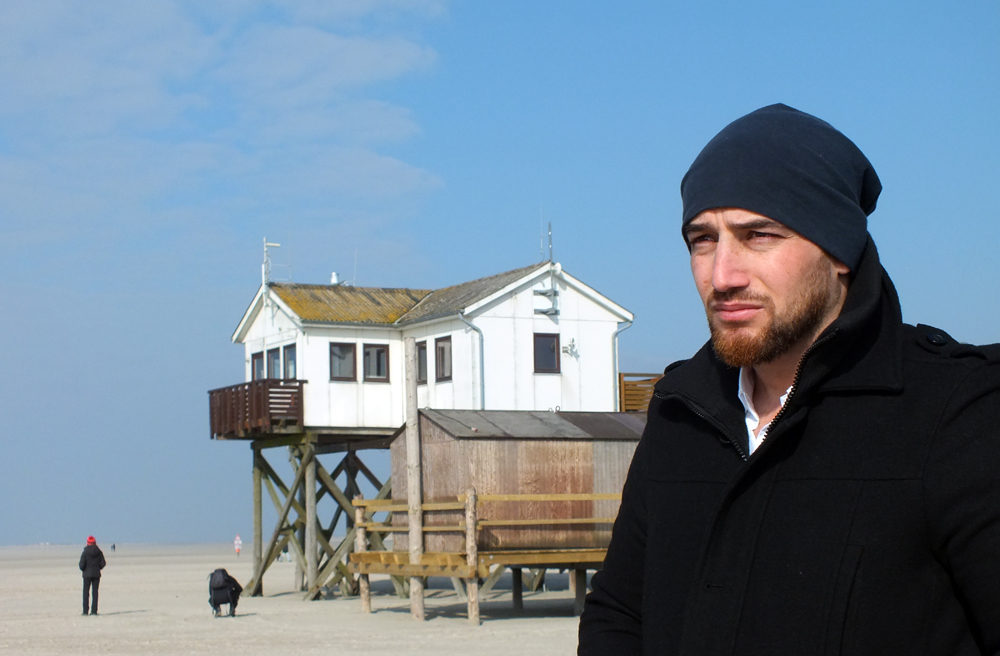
1, 1, 997, 545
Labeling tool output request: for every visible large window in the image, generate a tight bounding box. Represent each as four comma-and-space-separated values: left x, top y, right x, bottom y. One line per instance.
533, 333, 561, 373
416, 341, 427, 384
251, 352, 265, 380
283, 344, 297, 379
363, 344, 389, 382
435, 336, 452, 382
330, 343, 356, 381
267, 348, 281, 378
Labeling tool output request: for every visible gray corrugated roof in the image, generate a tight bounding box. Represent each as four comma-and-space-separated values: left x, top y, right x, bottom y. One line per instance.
420, 409, 645, 440
397, 262, 548, 324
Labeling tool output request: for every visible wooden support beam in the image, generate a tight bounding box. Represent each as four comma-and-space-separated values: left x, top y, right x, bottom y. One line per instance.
465, 487, 479, 625
294, 447, 306, 592
252, 448, 263, 597
248, 445, 311, 595
479, 565, 507, 595
356, 496, 371, 613
526, 568, 546, 593
573, 569, 587, 616
305, 444, 318, 593
351, 452, 384, 490
511, 568, 523, 611
404, 336, 424, 621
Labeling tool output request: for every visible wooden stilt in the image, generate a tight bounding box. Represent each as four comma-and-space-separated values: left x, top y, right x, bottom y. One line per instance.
252, 448, 263, 597
573, 569, 587, 616
465, 487, 480, 625
404, 337, 425, 621
293, 448, 306, 592
512, 568, 523, 611
479, 565, 508, 595
305, 445, 318, 593
355, 496, 371, 613
568, 567, 577, 598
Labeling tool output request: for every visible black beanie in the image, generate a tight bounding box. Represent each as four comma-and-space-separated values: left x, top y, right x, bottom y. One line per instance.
681, 104, 881, 271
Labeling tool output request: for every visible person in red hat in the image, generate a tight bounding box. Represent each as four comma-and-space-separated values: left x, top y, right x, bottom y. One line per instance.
79, 536, 106, 616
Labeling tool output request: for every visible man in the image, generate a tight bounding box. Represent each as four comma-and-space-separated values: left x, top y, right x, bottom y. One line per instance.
79, 535, 106, 616
579, 104, 1000, 654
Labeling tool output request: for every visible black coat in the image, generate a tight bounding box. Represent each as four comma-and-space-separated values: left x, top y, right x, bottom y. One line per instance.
79, 545, 106, 579
580, 238, 1000, 655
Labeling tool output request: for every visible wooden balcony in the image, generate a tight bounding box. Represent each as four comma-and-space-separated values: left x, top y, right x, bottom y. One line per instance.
619, 373, 663, 413
209, 379, 304, 439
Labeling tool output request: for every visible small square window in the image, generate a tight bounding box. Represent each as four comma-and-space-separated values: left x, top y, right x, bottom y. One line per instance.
251, 352, 265, 381
330, 343, 356, 381
283, 344, 297, 379
435, 336, 452, 382
534, 333, 560, 373
416, 341, 427, 384
364, 344, 389, 382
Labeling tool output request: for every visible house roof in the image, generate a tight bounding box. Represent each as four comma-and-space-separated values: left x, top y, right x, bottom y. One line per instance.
398, 262, 547, 324
269, 283, 431, 324
420, 409, 646, 440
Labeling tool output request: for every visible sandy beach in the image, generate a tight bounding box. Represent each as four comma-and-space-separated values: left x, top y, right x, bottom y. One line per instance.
0, 543, 582, 655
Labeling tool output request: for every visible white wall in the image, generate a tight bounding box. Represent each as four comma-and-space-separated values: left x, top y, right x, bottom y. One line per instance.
236, 268, 629, 429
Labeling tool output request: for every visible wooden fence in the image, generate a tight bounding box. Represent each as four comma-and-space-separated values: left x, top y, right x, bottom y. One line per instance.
208, 379, 304, 439
619, 372, 662, 412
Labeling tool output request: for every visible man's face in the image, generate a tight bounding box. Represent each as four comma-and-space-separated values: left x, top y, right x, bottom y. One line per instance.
684, 208, 850, 368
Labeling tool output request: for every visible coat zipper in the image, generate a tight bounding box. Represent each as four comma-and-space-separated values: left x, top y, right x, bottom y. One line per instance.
652, 328, 840, 461
764, 328, 839, 438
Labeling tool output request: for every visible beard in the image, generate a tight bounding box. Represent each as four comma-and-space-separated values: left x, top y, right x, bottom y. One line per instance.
708, 263, 841, 368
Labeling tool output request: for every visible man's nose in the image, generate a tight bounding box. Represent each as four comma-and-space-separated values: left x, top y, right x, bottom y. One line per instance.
711, 241, 750, 292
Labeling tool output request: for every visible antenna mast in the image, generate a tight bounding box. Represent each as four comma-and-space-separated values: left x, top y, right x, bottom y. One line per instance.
548, 222, 553, 263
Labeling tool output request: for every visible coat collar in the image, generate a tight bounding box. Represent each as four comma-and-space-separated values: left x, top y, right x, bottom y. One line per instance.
657, 235, 904, 415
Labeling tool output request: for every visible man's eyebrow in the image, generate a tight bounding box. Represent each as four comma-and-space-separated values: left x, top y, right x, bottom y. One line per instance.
730, 218, 786, 231
682, 221, 711, 239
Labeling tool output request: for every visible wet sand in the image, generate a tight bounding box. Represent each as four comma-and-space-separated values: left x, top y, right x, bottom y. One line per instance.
0, 543, 581, 655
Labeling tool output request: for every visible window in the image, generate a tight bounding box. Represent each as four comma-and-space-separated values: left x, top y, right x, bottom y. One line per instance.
534, 333, 560, 373
363, 344, 389, 382
283, 344, 297, 379
416, 341, 427, 384
330, 343, 356, 381
435, 336, 452, 382
266, 348, 281, 378
251, 352, 265, 380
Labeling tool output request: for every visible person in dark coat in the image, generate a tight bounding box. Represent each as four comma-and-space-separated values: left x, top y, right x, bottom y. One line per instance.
79, 535, 106, 616
579, 105, 1000, 655
208, 568, 242, 617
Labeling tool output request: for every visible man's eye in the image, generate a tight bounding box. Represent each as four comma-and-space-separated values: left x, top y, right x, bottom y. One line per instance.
688, 234, 714, 245
748, 231, 778, 240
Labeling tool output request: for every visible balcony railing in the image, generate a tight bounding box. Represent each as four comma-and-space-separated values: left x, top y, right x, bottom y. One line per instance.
209, 379, 305, 439
619, 373, 663, 413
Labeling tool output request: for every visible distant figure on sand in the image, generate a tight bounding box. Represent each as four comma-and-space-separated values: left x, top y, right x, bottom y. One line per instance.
79, 536, 106, 616
234, 534, 242, 557
208, 568, 242, 617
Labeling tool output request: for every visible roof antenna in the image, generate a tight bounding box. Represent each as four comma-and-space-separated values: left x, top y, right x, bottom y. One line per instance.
540, 204, 544, 261
262, 237, 281, 287
548, 222, 553, 263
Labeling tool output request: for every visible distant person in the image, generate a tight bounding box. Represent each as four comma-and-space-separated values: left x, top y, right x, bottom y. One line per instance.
79, 536, 106, 616
234, 534, 242, 558
208, 568, 243, 617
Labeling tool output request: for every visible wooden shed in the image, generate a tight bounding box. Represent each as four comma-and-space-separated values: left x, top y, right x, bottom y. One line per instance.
390, 409, 644, 553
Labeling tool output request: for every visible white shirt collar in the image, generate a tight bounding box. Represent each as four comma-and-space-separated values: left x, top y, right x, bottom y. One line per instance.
737, 367, 792, 455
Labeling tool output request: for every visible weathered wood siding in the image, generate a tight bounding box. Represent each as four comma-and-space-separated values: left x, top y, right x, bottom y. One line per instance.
392, 415, 638, 552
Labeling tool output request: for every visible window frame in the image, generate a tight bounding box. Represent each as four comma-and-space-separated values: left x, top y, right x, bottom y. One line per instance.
283, 344, 297, 380
533, 333, 561, 374
363, 343, 390, 383
329, 342, 357, 382
251, 352, 265, 381
435, 336, 453, 382
266, 348, 281, 379
416, 341, 428, 385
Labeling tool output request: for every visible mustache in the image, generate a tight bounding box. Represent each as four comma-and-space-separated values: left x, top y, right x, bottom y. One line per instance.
708, 290, 771, 305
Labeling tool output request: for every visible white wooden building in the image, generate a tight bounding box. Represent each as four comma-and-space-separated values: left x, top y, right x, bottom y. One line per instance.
230, 261, 634, 433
